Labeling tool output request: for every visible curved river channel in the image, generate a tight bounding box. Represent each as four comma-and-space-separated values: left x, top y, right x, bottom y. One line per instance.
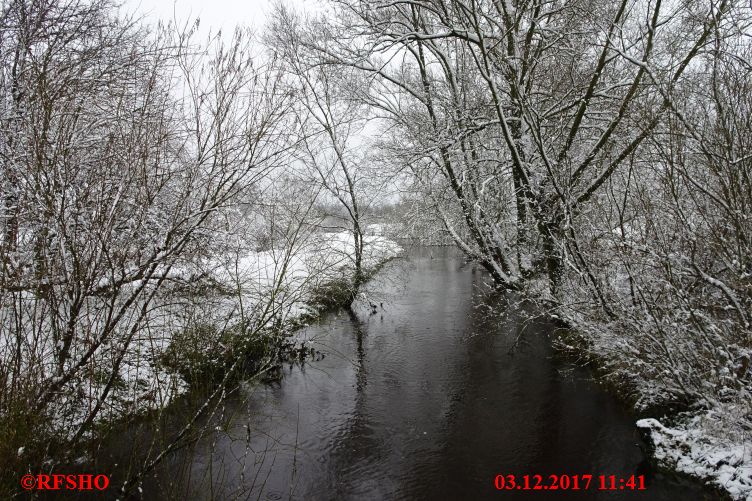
140, 247, 718, 500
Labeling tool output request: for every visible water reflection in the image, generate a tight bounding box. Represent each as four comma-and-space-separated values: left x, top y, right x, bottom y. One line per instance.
141, 247, 717, 500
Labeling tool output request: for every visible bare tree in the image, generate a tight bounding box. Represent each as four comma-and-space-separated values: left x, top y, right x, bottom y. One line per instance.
0, 0, 304, 488
300, 0, 732, 300
267, 5, 380, 307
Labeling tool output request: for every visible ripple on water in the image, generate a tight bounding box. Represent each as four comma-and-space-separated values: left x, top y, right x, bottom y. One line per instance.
142, 247, 720, 501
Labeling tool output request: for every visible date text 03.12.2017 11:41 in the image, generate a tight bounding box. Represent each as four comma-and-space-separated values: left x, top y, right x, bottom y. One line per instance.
494, 474, 647, 491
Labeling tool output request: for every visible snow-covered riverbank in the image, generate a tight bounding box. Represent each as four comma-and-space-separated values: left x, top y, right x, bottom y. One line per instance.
638, 409, 751, 500
549, 309, 751, 501
34, 231, 402, 445
118, 229, 400, 407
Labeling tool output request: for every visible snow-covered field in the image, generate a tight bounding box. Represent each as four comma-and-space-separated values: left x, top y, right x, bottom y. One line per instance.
112, 231, 401, 419
208, 230, 400, 319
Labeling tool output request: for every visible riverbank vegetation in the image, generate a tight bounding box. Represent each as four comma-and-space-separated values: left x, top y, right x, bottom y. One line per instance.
0, 0, 398, 495
266, 0, 751, 496
1, 0, 750, 497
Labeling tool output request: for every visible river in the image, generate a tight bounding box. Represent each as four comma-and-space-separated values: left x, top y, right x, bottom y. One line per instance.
139, 247, 718, 500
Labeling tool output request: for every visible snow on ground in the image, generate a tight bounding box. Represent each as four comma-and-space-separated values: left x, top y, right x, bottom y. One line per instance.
638, 407, 752, 500
208, 231, 401, 318
113, 231, 401, 419
549, 306, 751, 501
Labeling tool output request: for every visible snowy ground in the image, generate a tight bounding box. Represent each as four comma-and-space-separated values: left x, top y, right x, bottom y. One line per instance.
112, 230, 401, 421
638, 408, 752, 500
208, 229, 400, 319
549, 306, 752, 501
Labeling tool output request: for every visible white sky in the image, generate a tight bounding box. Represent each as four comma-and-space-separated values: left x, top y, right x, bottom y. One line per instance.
123, 0, 311, 32
122, 0, 397, 204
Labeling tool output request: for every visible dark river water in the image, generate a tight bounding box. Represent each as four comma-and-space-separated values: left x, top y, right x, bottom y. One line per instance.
139, 247, 718, 500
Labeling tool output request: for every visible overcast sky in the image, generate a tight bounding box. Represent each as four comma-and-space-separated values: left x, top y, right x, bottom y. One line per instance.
124, 0, 311, 32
